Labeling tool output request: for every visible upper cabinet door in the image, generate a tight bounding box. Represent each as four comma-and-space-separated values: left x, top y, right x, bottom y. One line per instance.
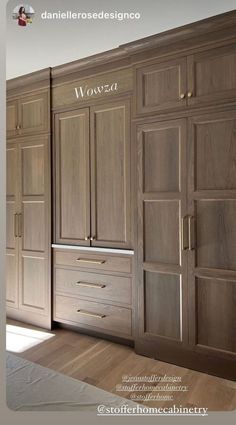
136, 58, 187, 114
90, 100, 132, 249
7, 100, 18, 138
55, 108, 90, 246
187, 44, 236, 106
18, 91, 49, 135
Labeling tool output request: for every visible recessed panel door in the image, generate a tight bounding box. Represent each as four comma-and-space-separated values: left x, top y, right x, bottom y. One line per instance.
55, 108, 90, 245
188, 111, 236, 358
136, 119, 188, 353
6, 144, 18, 308
90, 100, 132, 249
18, 137, 50, 316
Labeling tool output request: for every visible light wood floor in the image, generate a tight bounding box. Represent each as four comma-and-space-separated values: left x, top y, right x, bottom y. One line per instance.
7, 319, 236, 411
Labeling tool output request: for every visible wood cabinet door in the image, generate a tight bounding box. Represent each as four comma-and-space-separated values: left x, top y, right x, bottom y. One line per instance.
136, 58, 187, 114
6, 144, 19, 308
18, 136, 51, 317
18, 91, 49, 135
188, 111, 236, 359
7, 100, 18, 138
187, 44, 236, 106
135, 119, 188, 354
90, 99, 132, 249
54, 108, 90, 245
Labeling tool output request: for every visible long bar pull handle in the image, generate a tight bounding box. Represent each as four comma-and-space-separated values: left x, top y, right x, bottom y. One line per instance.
76, 259, 105, 265
18, 213, 23, 238
181, 216, 189, 250
188, 216, 196, 250
76, 310, 106, 319
76, 282, 106, 289
14, 214, 18, 238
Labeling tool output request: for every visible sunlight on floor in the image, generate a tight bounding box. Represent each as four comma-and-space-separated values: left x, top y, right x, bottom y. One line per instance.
6, 324, 55, 353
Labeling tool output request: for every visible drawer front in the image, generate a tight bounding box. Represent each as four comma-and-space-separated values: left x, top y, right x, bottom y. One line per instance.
54, 295, 132, 337
54, 250, 133, 274
55, 268, 132, 305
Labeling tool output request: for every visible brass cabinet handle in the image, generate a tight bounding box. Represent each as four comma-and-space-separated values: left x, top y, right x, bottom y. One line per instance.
84, 236, 90, 241
18, 213, 23, 238
181, 216, 189, 250
76, 258, 105, 265
187, 92, 193, 98
188, 216, 195, 250
14, 214, 18, 238
90, 236, 96, 241
16, 125, 20, 130
76, 281, 106, 289
77, 309, 106, 319
179, 93, 186, 99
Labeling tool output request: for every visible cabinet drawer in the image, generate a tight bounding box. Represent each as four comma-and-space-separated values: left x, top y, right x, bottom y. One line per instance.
54, 250, 133, 274
54, 295, 132, 337
55, 268, 132, 305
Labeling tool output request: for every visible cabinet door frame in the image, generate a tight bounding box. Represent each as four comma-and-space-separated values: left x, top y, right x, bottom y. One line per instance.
6, 100, 19, 138
187, 44, 236, 107
18, 136, 51, 317
90, 98, 132, 249
18, 91, 49, 136
136, 57, 187, 115
54, 108, 91, 246
135, 118, 188, 348
6, 142, 19, 308
187, 110, 236, 361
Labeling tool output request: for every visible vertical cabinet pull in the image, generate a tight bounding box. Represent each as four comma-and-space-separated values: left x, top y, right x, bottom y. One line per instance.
18, 213, 23, 238
181, 216, 189, 250
14, 214, 18, 238
188, 216, 195, 250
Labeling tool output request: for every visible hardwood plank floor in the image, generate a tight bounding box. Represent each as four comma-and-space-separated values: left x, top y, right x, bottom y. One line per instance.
6, 319, 236, 411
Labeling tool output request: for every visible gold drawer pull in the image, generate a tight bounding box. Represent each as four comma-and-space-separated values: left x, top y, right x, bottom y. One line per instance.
76, 282, 106, 289
77, 309, 106, 319
76, 258, 105, 265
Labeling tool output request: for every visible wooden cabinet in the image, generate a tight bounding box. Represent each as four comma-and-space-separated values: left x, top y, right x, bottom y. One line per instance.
135, 112, 236, 379
187, 44, 236, 106
55, 109, 90, 245
54, 99, 132, 249
7, 101, 18, 138
90, 100, 131, 248
136, 58, 187, 114
6, 91, 49, 138
6, 137, 51, 328
6, 144, 18, 308
136, 44, 236, 115
188, 110, 236, 358
53, 248, 133, 339
136, 118, 188, 344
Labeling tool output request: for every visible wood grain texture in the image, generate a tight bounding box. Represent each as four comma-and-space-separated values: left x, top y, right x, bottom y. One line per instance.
54, 108, 90, 245
6, 100, 18, 137
54, 249, 133, 275
90, 99, 132, 249
136, 58, 187, 114
188, 44, 236, 106
196, 277, 236, 353
144, 271, 181, 340
19, 91, 49, 135
8, 319, 236, 411
54, 295, 132, 338
6, 144, 18, 308
55, 268, 132, 306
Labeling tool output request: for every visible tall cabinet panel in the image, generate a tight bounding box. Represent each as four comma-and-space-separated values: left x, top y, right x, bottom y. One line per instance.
136, 119, 188, 350
54, 109, 90, 245
18, 137, 51, 316
90, 100, 131, 248
6, 144, 18, 308
188, 111, 236, 358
